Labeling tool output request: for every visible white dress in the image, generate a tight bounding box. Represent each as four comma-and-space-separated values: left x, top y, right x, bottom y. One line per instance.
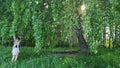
12, 36, 21, 56
12, 47, 19, 56
12, 41, 20, 56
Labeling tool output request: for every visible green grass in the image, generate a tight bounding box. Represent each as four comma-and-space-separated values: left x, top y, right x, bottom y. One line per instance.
0, 46, 120, 68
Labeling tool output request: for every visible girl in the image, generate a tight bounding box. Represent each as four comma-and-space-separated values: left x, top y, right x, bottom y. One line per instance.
11, 36, 21, 62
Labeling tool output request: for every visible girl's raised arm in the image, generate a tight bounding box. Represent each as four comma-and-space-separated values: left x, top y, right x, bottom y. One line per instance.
13, 35, 16, 41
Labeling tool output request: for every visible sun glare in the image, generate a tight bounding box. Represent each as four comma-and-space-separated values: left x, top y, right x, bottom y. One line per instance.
81, 4, 86, 11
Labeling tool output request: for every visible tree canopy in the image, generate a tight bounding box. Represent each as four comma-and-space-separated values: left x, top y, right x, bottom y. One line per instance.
0, 0, 120, 54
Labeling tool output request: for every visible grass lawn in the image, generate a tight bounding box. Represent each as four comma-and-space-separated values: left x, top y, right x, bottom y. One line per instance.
0, 46, 120, 68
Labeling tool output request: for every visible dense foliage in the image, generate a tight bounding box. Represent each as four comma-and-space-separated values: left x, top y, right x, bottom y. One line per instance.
83, 0, 120, 53
0, 0, 120, 53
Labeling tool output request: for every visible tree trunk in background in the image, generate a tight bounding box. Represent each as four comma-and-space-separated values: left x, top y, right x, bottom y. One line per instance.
1, 37, 4, 46
75, 14, 89, 54
114, 25, 119, 48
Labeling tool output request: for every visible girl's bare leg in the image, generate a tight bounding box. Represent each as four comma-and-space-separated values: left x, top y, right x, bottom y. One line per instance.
14, 55, 18, 61
11, 56, 15, 62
